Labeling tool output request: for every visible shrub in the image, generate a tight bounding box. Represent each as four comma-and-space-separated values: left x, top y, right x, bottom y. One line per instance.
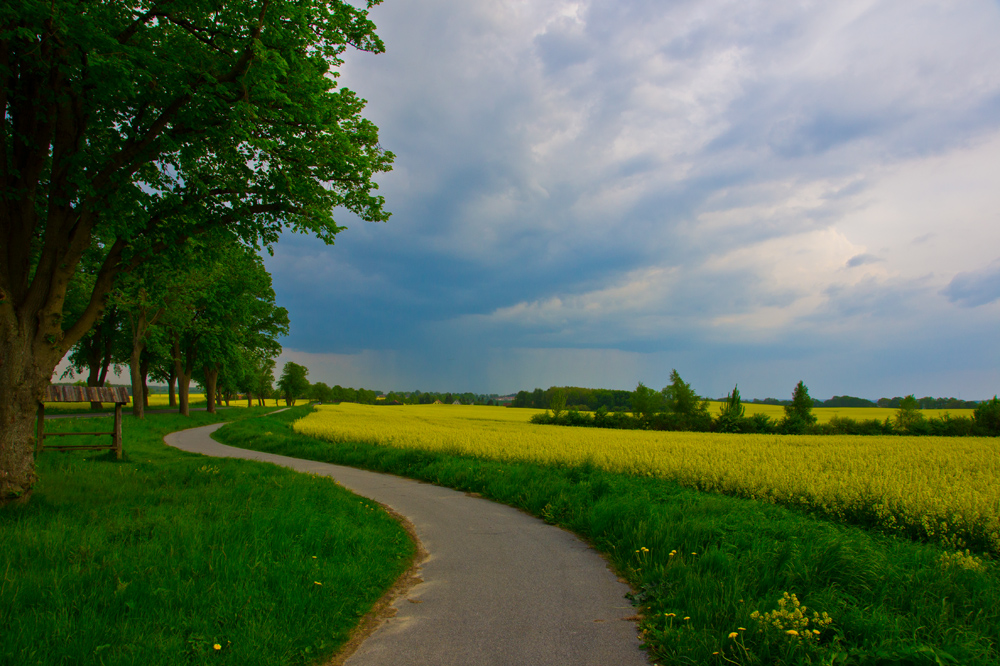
974, 396, 1000, 436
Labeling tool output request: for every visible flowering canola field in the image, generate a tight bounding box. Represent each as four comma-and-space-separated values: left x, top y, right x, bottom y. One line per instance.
705, 402, 975, 424
296, 404, 1000, 553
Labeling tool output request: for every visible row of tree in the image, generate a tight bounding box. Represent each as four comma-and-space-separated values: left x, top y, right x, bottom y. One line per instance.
529, 372, 1000, 437
2, 1, 393, 503
61, 241, 289, 417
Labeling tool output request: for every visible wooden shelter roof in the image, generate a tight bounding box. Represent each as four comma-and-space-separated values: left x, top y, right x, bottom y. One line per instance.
44, 386, 131, 403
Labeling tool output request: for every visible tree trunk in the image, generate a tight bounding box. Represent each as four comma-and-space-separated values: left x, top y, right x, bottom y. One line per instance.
168, 366, 177, 407
173, 338, 196, 417
247, 392, 252, 408
130, 342, 145, 419
86, 356, 104, 410
140, 355, 150, 408
204, 365, 218, 414
0, 332, 63, 504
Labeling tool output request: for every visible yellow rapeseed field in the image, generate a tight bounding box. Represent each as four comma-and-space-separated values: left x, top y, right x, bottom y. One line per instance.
705, 402, 975, 424
296, 403, 1000, 553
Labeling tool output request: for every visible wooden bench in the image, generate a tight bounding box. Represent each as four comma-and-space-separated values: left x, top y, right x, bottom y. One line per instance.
36, 386, 131, 459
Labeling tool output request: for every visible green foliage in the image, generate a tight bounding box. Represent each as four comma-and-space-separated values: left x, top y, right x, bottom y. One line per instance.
716, 384, 746, 433
277, 362, 310, 406
894, 394, 925, 433
631, 382, 662, 421
220, 407, 1000, 666
0, 409, 413, 666
549, 388, 567, 419
783, 381, 817, 431
974, 396, 1000, 436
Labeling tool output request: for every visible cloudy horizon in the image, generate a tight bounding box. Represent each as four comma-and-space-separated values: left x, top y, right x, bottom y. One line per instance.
259, 0, 1000, 400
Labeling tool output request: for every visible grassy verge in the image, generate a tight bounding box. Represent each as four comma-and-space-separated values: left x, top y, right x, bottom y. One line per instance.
1, 407, 414, 666
216, 406, 1000, 666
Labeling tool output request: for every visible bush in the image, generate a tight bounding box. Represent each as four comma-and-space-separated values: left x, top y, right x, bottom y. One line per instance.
974, 396, 1000, 436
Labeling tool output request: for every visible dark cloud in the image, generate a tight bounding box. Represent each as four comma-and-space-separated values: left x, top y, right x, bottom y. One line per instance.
846, 253, 882, 268
943, 261, 1000, 307
261, 0, 1000, 397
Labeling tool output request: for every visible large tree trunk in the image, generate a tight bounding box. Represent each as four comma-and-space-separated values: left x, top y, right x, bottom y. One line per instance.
0, 331, 64, 504
204, 365, 218, 414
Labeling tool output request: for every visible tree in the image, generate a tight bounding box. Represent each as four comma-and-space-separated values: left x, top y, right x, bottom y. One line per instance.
716, 384, 746, 433
631, 382, 661, 421
549, 388, 567, 419
661, 370, 703, 417
1, 0, 392, 503
277, 362, 310, 406
974, 396, 1000, 436
782, 381, 817, 432
894, 394, 924, 433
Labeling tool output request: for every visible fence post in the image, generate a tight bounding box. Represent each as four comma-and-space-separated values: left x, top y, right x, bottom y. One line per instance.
114, 402, 123, 460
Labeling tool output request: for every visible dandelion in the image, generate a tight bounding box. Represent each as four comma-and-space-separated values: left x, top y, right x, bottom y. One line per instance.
314, 581, 322, 586
728, 632, 738, 639
786, 629, 799, 636
683, 617, 690, 621
665, 612, 676, 618
738, 627, 746, 631
213, 644, 222, 651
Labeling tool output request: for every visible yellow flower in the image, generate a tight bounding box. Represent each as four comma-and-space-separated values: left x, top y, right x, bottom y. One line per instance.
683, 617, 690, 621
728, 632, 739, 639
786, 629, 799, 636
213, 644, 222, 651
738, 627, 746, 631
314, 581, 322, 586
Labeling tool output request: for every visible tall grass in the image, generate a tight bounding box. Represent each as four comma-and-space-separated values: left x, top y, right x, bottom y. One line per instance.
0, 408, 413, 666
218, 406, 1000, 666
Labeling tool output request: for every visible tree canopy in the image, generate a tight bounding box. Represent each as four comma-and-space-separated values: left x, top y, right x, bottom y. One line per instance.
1, 0, 392, 503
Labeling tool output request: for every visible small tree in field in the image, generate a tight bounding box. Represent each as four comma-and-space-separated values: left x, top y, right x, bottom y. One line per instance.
716, 384, 746, 433
973, 396, 1000, 436
782, 381, 817, 433
549, 388, 567, 420
277, 363, 310, 406
631, 382, 661, 422
894, 394, 924, 433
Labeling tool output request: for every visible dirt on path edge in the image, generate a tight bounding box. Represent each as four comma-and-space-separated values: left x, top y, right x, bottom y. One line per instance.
321, 502, 429, 666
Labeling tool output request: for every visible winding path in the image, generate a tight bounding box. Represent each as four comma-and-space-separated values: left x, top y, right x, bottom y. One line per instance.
164, 424, 650, 666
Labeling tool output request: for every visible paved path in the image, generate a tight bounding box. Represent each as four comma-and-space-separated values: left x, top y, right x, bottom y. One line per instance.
164, 424, 650, 666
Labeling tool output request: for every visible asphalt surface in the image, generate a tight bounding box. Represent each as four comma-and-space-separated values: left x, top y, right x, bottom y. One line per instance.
164, 424, 651, 666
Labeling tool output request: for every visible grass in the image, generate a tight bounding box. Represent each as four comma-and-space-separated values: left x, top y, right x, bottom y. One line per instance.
0, 407, 414, 666
217, 406, 1000, 666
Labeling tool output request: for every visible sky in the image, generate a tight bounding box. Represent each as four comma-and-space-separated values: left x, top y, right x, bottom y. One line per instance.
265, 0, 1000, 400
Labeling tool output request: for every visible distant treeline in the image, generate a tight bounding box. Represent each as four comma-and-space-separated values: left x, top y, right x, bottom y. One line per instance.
311, 384, 503, 406
521, 372, 1000, 437
513, 387, 981, 411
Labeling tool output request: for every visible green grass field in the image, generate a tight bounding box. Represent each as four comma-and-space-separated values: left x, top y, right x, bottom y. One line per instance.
0, 408, 413, 666
217, 406, 1000, 666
